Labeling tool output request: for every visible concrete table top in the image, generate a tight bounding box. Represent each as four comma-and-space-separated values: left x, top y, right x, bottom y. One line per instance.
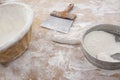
0, 0, 120, 80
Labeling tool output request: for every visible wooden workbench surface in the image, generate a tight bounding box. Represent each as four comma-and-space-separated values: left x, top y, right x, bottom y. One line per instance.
0, 0, 120, 80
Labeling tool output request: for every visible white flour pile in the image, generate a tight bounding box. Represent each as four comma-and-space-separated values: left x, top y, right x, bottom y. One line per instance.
84, 31, 120, 62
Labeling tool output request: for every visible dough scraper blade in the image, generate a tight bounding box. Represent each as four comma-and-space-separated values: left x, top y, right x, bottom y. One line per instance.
40, 4, 76, 33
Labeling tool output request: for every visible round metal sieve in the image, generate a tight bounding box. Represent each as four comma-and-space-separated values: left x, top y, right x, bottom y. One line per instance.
81, 24, 120, 70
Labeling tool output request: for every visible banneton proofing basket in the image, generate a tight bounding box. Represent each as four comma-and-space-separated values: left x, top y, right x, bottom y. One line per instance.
0, 2, 34, 64
81, 24, 120, 70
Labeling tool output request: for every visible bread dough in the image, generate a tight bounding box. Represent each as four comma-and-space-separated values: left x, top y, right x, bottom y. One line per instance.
0, 3, 33, 51
51, 27, 81, 45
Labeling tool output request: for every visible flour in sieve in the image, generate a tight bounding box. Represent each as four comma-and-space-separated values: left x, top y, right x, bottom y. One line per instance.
84, 31, 120, 62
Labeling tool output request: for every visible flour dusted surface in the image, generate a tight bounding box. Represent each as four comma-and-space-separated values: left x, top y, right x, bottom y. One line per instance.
0, 0, 120, 80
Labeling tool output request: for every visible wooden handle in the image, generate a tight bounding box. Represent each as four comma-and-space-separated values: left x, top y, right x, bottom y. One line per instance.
63, 4, 74, 13
50, 4, 76, 20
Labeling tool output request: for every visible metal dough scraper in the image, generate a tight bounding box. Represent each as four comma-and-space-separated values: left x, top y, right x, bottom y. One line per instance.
40, 4, 76, 33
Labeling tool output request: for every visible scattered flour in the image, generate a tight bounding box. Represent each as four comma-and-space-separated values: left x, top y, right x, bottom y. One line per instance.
0, 0, 16, 3
0, 0, 120, 79
84, 31, 120, 62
